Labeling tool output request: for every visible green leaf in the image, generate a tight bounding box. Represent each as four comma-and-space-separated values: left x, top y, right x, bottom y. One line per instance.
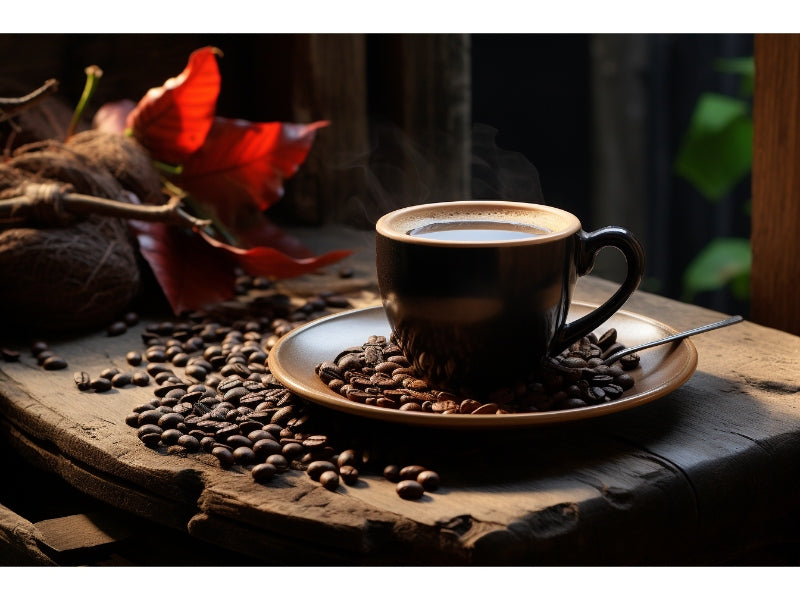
682, 237, 751, 301
714, 56, 755, 97
675, 93, 753, 201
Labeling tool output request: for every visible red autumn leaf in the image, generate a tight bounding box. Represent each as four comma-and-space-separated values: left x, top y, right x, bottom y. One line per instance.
106, 46, 351, 315
198, 230, 352, 280
174, 118, 328, 219
126, 46, 221, 165
199, 200, 319, 258
130, 218, 352, 315
130, 220, 237, 315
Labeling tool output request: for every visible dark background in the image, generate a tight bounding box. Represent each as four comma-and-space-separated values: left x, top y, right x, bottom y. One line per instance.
0, 33, 754, 315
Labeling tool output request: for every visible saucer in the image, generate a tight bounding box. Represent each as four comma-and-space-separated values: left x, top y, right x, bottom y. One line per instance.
268, 302, 698, 429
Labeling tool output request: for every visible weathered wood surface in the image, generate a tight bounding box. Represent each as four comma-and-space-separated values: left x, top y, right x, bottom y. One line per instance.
1, 227, 800, 565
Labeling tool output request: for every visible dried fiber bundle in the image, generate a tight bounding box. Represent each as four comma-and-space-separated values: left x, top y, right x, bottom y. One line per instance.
0, 133, 162, 332
66, 130, 165, 206
0, 216, 140, 331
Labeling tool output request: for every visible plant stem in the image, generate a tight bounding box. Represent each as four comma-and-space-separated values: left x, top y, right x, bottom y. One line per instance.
66, 66, 103, 141
161, 178, 238, 245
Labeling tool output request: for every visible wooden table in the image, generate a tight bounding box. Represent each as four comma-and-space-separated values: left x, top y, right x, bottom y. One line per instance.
2, 226, 799, 566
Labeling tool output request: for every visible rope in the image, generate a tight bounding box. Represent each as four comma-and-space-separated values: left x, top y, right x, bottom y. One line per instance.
23, 182, 74, 224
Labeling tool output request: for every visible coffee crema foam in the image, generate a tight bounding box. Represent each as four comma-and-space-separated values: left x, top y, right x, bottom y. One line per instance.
376, 201, 582, 244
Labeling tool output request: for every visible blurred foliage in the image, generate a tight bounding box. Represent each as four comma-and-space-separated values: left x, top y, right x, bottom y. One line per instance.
675, 56, 753, 304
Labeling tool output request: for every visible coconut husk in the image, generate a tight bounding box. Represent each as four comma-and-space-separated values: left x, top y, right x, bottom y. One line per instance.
0, 133, 164, 333
0, 217, 140, 331
66, 129, 165, 206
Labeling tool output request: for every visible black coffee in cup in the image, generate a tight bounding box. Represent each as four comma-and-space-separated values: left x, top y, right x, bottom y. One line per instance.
408, 221, 548, 242
375, 201, 645, 396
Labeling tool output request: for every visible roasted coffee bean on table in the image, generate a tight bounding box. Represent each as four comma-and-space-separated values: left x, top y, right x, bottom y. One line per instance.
63, 285, 435, 500
48, 281, 639, 502
315, 329, 639, 415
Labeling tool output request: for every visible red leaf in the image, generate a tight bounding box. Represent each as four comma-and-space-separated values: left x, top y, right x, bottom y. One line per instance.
130, 220, 237, 315
130, 218, 352, 315
127, 46, 222, 165
232, 212, 316, 258
199, 230, 352, 280
176, 118, 328, 214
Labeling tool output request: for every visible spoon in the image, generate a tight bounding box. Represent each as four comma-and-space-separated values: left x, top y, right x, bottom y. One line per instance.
601, 314, 744, 365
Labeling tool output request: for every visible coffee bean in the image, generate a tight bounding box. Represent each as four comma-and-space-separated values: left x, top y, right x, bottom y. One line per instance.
131, 371, 150, 386
337, 449, 359, 468
417, 470, 440, 491
138, 409, 165, 426
42, 356, 67, 370
123, 312, 139, 326
161, 428, 183, 446
307, 460, 337, 481
339, 465, 359, 485
158, 412, 184, 430
383, 464, 401, 483
140, 432, 161, 448
226, 435, 252, 448
74, 371, 91, 391
556, 397, 587, 410
319, 470, 340, 491
302, 434, 328, 450
266, 454, 289, 472
615, 373, 635, 390
248, 430, 273, 443
30, 340, 49, 356
282, 442, 304, 459
137, 423, 162, 439
396, 480, 425, 500
214, 424, 239, 442
96, 368, 118, 380
112, 372, 133, 388
252, 462, 278, 483
324, 295, 350, 308
107, 321, 127, 336
212, 446, 234, 468
399, 465, 426, 480
91, 377, 112, 392
176, 434, 200, 452
252, 438, 282, 459
233, 446, 256, 465
620, 353, 640, 370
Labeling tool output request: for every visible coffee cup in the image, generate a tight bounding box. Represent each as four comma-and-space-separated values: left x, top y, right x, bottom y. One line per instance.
375, 200, 645, 396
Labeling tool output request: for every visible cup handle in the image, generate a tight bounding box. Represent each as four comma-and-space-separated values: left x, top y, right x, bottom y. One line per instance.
552, 226, 645, 354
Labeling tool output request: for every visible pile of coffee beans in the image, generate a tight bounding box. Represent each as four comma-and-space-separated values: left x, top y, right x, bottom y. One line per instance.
316, 329, 639, 415
30, 340, 68, 371
77, 276, 443, 502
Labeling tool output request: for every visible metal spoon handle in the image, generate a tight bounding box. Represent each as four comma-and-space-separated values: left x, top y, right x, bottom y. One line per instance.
602, 314, 744, 365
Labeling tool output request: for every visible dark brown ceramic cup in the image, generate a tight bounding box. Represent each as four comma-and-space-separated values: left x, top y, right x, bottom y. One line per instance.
375, 200, 645, 396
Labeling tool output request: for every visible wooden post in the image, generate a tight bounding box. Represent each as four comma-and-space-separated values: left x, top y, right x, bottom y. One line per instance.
752, 34, 800, 335
286, 34, 371, 226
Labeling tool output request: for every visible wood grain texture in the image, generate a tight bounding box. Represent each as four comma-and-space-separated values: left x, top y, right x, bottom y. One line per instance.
752, 34, 800, 335
0, 503, 56, 565
1, 230, 800, 565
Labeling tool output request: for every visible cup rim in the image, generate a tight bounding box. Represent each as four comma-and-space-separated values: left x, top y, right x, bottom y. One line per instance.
375, 200, 582, 246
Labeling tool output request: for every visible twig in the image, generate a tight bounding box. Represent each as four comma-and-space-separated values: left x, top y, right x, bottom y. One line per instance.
0, 183, 212, 229
0, 79, 60, 123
